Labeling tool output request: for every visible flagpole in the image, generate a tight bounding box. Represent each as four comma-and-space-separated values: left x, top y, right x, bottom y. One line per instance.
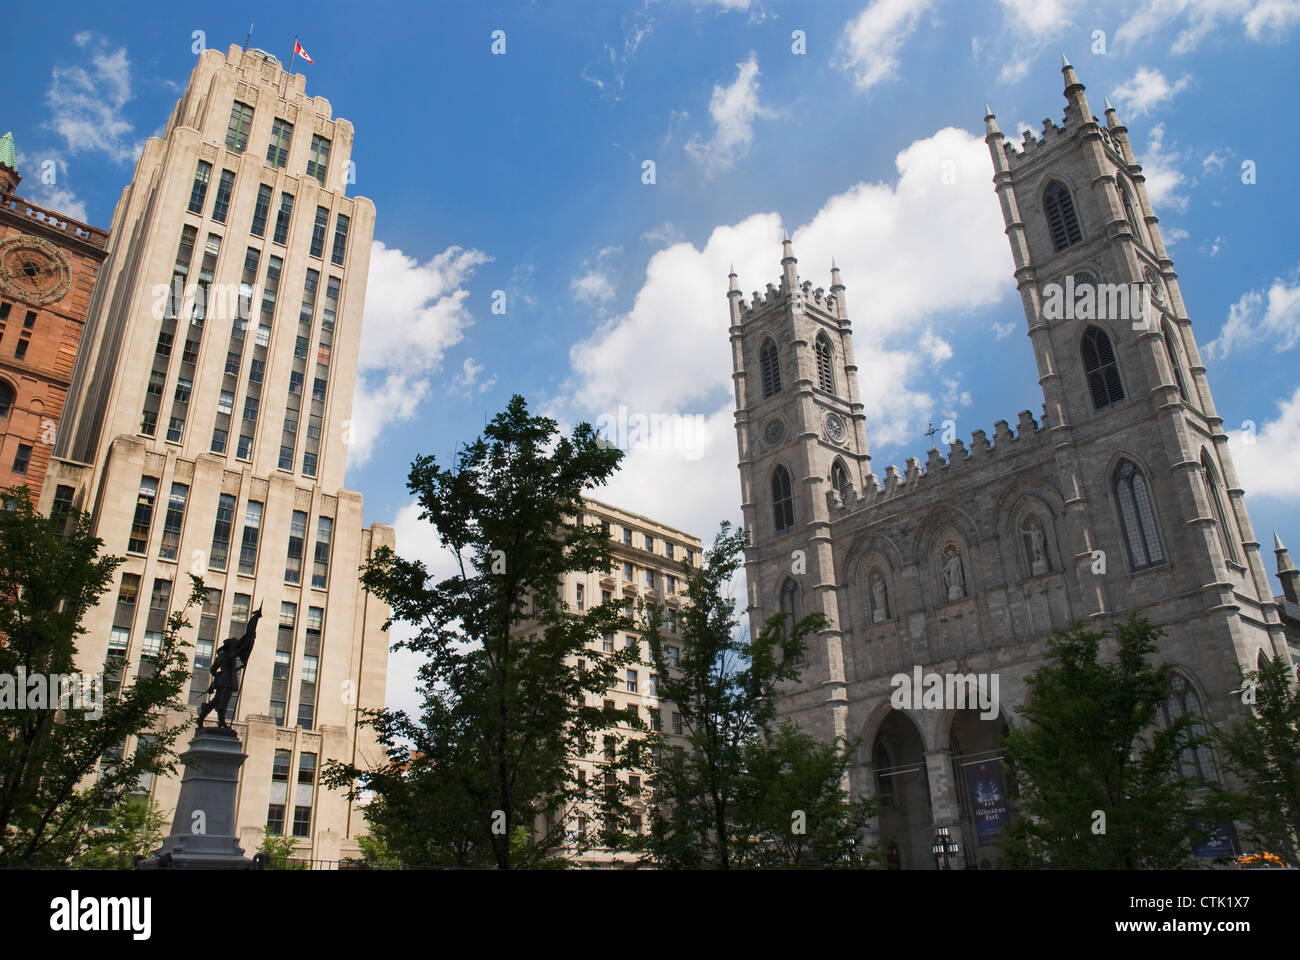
289, 34, 298, 71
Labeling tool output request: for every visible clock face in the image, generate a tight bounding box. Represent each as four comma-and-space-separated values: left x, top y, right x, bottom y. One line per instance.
0, 234, 72, 306
824, 412, 846, 443
762, 418, 785, 446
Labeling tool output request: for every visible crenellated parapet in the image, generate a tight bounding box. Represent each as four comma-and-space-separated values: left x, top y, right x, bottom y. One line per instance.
827, 409, 1050, 515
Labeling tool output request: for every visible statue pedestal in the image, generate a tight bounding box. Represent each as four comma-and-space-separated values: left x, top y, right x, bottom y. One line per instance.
137, 727, 258, 870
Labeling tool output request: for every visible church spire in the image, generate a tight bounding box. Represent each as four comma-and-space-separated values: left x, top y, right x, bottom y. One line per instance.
780, 232, 798, 291
1275, 532, 1300, 604
0, 131, 20, 195
1060, 53, 1091, 124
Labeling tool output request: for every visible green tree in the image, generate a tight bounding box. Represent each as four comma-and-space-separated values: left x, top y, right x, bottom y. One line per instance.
0, 489, 200, 867
998, 614, 1230, 868
1212, 652, 1300, 866
324, 395, 634, 869
73, 795, 169, 869
258, 832, 307, 869
637, 523, 841, 869
736, 721, 882, 868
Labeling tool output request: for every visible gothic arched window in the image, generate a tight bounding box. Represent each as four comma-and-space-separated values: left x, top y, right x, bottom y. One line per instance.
1114, 459, 1164, 570
830, 458, 850, 503
1043, 180, 1083, 252
1162, 320, 1189, 403
779, 577, 805, 665
0, 380, 13, 420
815, 333, 835, 395
772, 465, 794, 534
1201, 452, 1240, 565
1081, 326, 1124, 410
1160, 673, 1218, 783
759, 339, 781, 399
1119, 180, 1145, 245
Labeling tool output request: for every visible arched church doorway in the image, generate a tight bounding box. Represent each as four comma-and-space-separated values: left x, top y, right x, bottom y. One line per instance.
949, 710, 1013, 869
871, 710, 932, 869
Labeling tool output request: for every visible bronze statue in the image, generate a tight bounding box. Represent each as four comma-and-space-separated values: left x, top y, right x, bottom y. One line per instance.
197, 605, 262, 732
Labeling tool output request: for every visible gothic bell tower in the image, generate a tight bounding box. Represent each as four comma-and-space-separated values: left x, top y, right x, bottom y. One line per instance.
984, 57, 1287, 666
729, 238, 870, 743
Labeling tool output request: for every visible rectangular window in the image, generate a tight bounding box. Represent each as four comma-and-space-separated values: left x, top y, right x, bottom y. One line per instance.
238, 500, 263, 576
648, 674, 658, 697
236, 434, 252, 460
603, 634, 614, 653
285, 510, 307, 584
645, 569, 655, 590
250, 184, 272, 237
158, 482, 189, 561
272, 193, 295, 245
645, 533, 654, 551
210, 428, 227, 454
311, 516, 332, 588
686, 549, 695, 567
623, 528, 632, 546
623, 561, 633, 581
188, 160, 212, 214
266, 118, 293, 167
309, 206, 329, 258
51, 484, 75, 528
664, 542, 674, 560
307, 135, 331, 185
128, 476, 159, 554
672, 712, 683, 735
210, 169, 235, 223
625, 635, 637, 649
210, 493, 235, 571
11, 443, 32, 475
217, 389, 234, 416
329, 212, 349, 265
667, 645, 680, 668
626, 670, 638, 693
576, 583, 585, 610
225, 100, 254, 153
14, 338, 28, 361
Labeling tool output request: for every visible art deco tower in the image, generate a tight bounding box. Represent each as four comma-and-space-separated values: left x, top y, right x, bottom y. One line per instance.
39, 45, 393, 862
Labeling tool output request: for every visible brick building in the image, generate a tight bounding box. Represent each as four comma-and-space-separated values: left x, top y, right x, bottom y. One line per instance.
0, 131, 108, 495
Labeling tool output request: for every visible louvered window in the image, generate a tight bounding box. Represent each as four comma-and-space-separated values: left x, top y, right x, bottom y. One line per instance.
1044, 181, 1083, 252
1115, 459, 1164, 570
831, 459, 850, 502
760, 339, 781, 398
815, 334, 835, 394
1081, 326, 1124, 409
772, 466, 794, 533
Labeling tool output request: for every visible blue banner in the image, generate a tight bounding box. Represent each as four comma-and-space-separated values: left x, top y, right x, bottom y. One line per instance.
966, 758, 1010, 844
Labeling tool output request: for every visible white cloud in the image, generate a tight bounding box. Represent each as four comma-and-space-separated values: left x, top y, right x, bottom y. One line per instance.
45, 32, 141, 164
991, 320, 1017, 340
1204, 268, 1300, 359
1202, 148, 1231, 172
451, 357, 496, 397
571, 270, 616, 304
1227, 384, 1300, 501
1244, 0, 1300, 38
837, 0, 935, 92
1164, 227, 1190, 245
1137, 124, 1189, 214
684, 53, 772, 176
642, 222, 685, 247
1111, 67, 1193, 117
351, 242, 491, 464
995, 0, 1073, 84
919, 328, 953, 365
1117, 0, 1300, 54
13, 149, 89, 222
561, 125, 1011, 539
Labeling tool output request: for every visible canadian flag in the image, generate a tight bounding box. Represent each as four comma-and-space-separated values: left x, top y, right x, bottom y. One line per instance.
294, 40, 314, 64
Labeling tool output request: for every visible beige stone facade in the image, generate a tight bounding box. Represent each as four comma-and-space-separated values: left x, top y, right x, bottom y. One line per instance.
729, 64, 1294, 869
522, 499, 699, 867
37, 46, 392, 862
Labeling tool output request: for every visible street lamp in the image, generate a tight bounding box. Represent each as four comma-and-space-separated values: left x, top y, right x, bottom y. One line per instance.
931, 824, 959, 870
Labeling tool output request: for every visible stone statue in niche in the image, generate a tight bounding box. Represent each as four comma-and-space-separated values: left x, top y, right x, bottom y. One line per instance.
870, 574, 888, 623
941, 543, 966, 601
1025, 520, 1049, 576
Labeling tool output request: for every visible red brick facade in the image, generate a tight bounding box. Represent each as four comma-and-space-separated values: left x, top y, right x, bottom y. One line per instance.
0, 161, 107, 498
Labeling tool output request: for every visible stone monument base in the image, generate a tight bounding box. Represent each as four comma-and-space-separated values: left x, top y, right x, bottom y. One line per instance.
137, 726, 259, 870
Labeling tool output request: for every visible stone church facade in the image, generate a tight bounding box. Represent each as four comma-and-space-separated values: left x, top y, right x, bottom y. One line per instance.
729, 62, 1294, 869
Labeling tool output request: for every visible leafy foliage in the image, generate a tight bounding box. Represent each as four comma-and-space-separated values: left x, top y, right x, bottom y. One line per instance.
0, 489, 199, 867
998, 614, 1230, 868
1212, 652, 1300, 866
324, 395, 630, 868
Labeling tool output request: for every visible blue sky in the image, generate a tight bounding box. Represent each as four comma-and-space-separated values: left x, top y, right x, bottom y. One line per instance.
6, 1, 1300, 707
